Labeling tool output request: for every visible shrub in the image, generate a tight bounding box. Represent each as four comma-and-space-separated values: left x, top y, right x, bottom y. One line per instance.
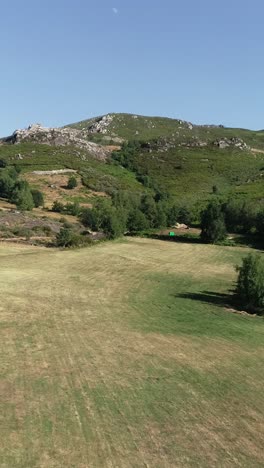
67, 175, 77, 189
31, 189, 44, 207
56, 227, 93, 248
56, 228, 75, 247
52, 201, 65, 213
12, 226, 32, 238
236, 254, 264, 314
0, 159, 7, 168
64, 202, 80, 216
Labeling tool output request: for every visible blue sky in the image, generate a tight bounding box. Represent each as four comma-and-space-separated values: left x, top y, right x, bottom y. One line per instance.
0, 0, 263, 135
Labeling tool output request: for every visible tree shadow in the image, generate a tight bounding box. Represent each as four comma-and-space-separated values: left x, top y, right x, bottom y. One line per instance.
176, 289, 263, 317
147, 234, 203, 244
175, 290, 236, 309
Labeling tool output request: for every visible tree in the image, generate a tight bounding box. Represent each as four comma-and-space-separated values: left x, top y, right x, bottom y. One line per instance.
31, 189, 44, 207
10, 181, 34, 211
256, 209, 264, 238
80, 207, 98, 230
67, 175, 77, 189
154, 204, 167, 228
167, 204, 179, 226
0, 172, 15, 198
236, 254, 264, 314
178, 206, 192, 225
200, 200, 226, 243
102, 208, 126, 239
140, 195, 158, 228
14, 189, 34, 211
127, 209, 149, 232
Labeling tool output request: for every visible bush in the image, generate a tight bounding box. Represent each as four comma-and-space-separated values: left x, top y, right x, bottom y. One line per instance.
0, 159, 7, 168
31, 189, 44, 207
64, 202, 80, 216
12, 226, 32, 238
56, 228, 76, 247
67, 175, 77, 189
52, 201, 65, 213
56, 227, 93, 248
200, 200, 226, 243
236, 254, 264, 314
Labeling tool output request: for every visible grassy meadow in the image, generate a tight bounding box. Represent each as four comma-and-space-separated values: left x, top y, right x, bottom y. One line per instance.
0, 237, 263, 467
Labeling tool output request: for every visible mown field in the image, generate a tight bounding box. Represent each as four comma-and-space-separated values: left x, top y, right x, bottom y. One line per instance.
0, 238, 263, 467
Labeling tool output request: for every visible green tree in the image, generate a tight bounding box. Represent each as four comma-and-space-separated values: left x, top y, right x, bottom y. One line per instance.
155, 204, 167, 228
10, 181, 34, 211
256, 209, 264, 243
178, 206, 192, 225
0, 170, 17, 198
13, 188, 34, 211
127, 209, 149, 232
80, 208, 98, 230
140, 195, 158, 228
236, 254, 264, 314
67, 175, 77, 189
102, 208, 126, 239
31, 189, 44, 207
200, 200, 226, 243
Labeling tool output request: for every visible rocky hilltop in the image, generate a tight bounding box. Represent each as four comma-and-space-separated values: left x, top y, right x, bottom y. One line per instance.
0, 124, 110, 160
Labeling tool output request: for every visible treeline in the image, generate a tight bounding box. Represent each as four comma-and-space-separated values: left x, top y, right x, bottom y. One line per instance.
201, 198, 264, 244
79, 191, 193, 239
52, 190, 264, 246
0, 164, 44, 210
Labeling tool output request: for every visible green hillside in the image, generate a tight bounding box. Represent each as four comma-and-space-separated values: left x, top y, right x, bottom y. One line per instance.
1, 114, 264, 207
68, 113, 264, 150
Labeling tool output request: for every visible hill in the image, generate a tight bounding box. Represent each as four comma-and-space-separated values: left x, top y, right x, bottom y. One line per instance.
67, 113, 264, 204
0, 113, 263, 214
67, 112, 264, 150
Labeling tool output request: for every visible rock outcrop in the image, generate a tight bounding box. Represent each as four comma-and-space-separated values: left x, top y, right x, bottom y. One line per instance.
85, 115, 113, 134
1, 124, 110, 160
213, 137, 249, 150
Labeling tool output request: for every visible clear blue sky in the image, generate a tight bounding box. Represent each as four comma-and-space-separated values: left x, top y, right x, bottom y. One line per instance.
1, 0, 264, 136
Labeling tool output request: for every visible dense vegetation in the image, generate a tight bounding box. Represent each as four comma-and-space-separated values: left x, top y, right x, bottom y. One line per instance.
0, 165, 44, 211
236, 254, 264, 314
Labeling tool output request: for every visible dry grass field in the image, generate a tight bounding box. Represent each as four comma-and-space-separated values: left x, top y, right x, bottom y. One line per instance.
0, 238, 263, 467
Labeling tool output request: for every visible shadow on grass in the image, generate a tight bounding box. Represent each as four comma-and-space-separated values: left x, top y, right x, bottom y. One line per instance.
231, 234, 264, 251
129, 232, 263, 251
176, 290, 263, 316
175, 290, 234, 308
145, 234, 203, 244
